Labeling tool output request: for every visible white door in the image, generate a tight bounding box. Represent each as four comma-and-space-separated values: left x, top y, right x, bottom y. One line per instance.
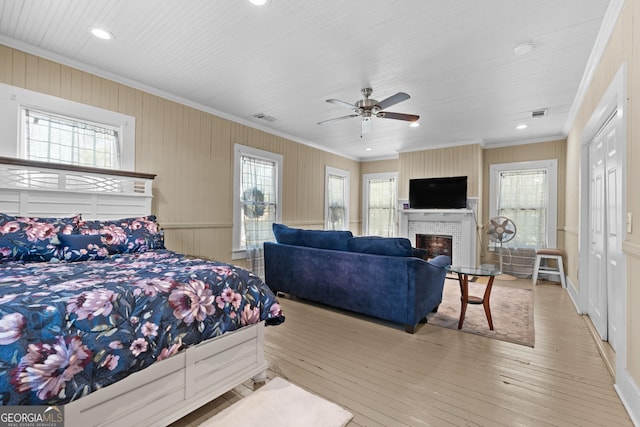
588, 137, 607, 339
587, 112, 622, 350
603, 117, 623, 350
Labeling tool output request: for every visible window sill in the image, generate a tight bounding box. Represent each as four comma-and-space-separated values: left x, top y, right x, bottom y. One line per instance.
232, 248, 247, 260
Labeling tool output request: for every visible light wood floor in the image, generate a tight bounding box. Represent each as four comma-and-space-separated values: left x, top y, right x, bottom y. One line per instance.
173, 278, 633, 426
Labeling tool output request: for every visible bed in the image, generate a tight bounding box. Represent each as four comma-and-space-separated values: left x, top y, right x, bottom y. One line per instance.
0, 157, 284, 426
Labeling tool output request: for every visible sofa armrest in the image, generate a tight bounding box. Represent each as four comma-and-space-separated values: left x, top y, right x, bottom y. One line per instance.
410, 255, 451, 325
427, 254, 451, 269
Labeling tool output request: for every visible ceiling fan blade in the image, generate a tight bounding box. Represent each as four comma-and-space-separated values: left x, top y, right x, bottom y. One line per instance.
375, 92, 410, 110
361, 117, 372, 134
376, 111, 420, 122
326, 99, 358, 111
317, 114, 359, 125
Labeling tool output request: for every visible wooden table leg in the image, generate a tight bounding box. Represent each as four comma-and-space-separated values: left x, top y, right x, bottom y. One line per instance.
457, 273, 468, 329
483, 275, 495, 330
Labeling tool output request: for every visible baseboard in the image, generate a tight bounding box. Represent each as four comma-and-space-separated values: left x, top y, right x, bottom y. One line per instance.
565, 276, 582, 314
567, 278, 639, 425
583, 314, 615, 378
615, 369, 640, 426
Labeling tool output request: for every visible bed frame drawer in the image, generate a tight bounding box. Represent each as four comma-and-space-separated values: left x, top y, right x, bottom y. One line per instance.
64, 322, 267, 427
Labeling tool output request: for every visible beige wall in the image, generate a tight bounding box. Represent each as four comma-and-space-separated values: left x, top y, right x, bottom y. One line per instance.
398, 144, 483, 199
566, 0, 640, 386
360, 158, 398, 175
481, 140, 567, 265
0, 45, 360, 265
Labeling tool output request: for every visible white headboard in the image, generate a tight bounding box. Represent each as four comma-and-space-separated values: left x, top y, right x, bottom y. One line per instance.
0, 156, 155, 219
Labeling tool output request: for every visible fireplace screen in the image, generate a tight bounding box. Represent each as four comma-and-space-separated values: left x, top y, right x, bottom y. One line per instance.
416, 234, 452, 261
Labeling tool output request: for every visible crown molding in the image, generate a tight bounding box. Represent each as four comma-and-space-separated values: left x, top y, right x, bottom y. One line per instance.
563, 0, 626, 135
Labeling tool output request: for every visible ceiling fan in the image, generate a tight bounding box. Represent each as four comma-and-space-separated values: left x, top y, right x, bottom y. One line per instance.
317, 87, 419, 135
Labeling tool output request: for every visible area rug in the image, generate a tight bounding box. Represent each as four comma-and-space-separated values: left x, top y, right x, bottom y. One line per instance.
427, 279, 535, 347
201, 377, 353, 427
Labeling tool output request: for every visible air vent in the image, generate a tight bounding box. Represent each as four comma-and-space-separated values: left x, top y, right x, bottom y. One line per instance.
251, 113, 277, 122
531, 109, 548, 118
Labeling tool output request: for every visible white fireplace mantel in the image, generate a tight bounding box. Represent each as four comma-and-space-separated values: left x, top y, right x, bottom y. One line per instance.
399, 209, 477, 267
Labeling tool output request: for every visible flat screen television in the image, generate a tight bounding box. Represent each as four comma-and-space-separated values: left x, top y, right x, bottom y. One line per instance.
409, 176, 468, 209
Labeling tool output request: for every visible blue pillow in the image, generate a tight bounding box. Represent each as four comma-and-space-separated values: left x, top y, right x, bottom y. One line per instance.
272, 223, 303, 246
79, 215, 165, 254
301, 229, 353, 251
348, 236, 413, 257
411, 247, 429, 259
0, 213, 81, 263
58, 233, 109, 262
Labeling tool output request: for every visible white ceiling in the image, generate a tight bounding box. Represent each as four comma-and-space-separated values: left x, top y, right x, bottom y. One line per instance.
0, 0, 613, 161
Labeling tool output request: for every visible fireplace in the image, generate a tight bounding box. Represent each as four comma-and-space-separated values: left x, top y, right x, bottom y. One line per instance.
398, 207, 477, 266
416, 234, 453, 261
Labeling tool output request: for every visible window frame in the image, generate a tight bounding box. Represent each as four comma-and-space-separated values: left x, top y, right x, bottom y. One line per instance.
489, 159, 558, 249
324, 166, 350, 230
0, 83, 135, 170
362, 172, 398, 236
232, 144, 282, 259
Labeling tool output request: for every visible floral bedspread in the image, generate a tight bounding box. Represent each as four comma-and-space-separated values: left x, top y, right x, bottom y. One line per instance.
0, 250, 284, 405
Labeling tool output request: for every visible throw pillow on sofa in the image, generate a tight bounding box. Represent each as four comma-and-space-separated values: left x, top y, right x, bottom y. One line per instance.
348, 236, 413, 257
411, 247, 429, 259
272, 223, 303, 245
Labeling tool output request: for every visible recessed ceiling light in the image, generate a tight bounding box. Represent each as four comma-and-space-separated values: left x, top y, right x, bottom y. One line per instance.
91, 28, 114, 40
365, 147, 373, 151
514, 42, 534, 55
410, 122, 420, 128
516, 124, 528, 130
249, 0, 270, 5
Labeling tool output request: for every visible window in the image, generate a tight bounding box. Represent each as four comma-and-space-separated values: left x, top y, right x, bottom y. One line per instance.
22, 108, 120, 168
489, 160, 557, 249
325, 166, 349, 230
233, 144, 282, 259
0, 83, 135, 170
363, 172, 397, 236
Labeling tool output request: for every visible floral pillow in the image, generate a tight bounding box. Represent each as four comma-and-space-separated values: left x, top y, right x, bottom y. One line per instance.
79, 215, 165, 254
0, 213, 81, 262
58, 233, 110, 262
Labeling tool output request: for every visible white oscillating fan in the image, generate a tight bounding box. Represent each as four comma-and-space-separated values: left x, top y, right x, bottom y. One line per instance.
486, 216, 517, 279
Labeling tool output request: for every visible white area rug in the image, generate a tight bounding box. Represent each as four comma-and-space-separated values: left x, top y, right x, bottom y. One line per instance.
201, 377, 353, 427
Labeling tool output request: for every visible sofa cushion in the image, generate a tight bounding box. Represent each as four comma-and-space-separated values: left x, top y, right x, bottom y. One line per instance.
272, 223, 303, 245
301, 229, 353, 251
348, 236, 413, 257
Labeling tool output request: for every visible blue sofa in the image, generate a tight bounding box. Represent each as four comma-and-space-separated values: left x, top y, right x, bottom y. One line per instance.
264, 224, 451, 333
